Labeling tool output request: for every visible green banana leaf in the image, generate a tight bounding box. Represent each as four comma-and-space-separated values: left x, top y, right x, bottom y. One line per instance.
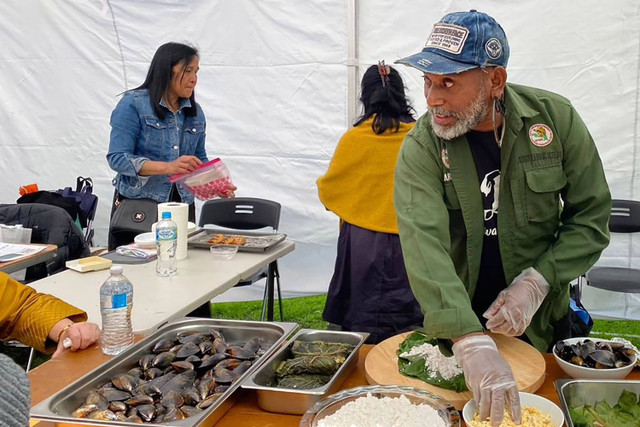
397, 331, 468, 393
291, 340, 355, 359
276, 355, 345, 377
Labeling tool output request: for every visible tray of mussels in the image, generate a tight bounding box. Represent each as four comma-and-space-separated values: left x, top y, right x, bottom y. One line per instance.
30, 317, 298, 426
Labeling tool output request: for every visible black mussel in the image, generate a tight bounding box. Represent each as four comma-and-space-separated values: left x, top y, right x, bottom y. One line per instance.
152, 339, 174, 354
125, 394, 154, 407
197, 377, 216, 400
169, 343, 184, 354
126, 407, 138, 417
161, 389, 184, 407
127, 367, 144, 379
197, 393, 223, 410
181, 405, 202, 417
139, 354, 155, 371
215, 358, 242, 371
226, 346, 256, 360
181, 386, 201, 405
134, 383, 161, 399
199, 341, 213, 355
179, 332, 210, 345
72, 404, 98, 418
570, 356, 584, 366
213, 338, 228, 354
99, 388, 131, 402
159, 370, 197, 394
214, 367, 239, 384
163, 404, 186, 421
124, 414, 143, 423
243, 337, 264, 354
185, 355, 202, 366
171, 361, 195, 373
214, 384, 230, 394
108, 401, 127, 413
147, 372, 177, 390
154, 402, 166, 417
152, 351, 176, 369
589, 349, 616, 367
136, 404, 156, 422
210, 330, 225, 341
112, 374, 139, 392
144, 368, 164, 380
233, 360, 253, 376
199, 353, 227, 370
84, 390, 108, 409
89, 409, 118, 420
176, 342, 200, 358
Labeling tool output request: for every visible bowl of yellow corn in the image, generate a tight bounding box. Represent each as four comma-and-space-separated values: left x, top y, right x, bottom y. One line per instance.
462, 392, 564, 427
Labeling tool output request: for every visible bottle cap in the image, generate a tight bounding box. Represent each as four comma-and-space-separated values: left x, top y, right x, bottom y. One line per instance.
161, 211, 172, 219
110, 265, 123, 274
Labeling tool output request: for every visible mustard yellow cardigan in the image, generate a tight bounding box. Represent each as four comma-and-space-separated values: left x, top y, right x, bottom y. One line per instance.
0, 272, 87, 353
317, 118, 414, 234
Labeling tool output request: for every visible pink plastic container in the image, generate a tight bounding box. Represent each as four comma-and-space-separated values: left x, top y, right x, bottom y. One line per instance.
168, 158, 234, 201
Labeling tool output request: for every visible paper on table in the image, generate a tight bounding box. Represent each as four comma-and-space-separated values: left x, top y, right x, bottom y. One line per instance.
0, 243, 46, 263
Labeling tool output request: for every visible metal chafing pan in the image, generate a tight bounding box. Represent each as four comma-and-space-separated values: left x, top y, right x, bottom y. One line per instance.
187, 228, 287, 253
30, 317, 298, 426
241, 329, 369, 414
556, 378, 640, 427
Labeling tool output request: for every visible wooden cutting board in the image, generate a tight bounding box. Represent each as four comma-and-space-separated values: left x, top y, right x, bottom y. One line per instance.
365, 332, 546, 410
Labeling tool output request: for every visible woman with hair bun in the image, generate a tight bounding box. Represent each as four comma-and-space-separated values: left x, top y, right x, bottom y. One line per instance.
317, 62, 422, 343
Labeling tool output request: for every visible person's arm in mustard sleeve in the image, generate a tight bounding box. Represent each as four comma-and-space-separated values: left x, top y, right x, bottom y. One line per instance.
534, 104, 611, 294
0, 272, 89, 353
394, 133, 483, 339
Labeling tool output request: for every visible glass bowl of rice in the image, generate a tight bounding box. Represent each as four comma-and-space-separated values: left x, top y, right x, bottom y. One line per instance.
299, 385, 461, 427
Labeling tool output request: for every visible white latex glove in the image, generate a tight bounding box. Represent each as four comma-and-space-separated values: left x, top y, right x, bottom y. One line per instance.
483, 267, 551, 336
452, 335, 521, 426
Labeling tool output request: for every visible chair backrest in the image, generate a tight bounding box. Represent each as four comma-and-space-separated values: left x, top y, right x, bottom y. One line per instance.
198, 198, 281, 232
610, 199, 640, 233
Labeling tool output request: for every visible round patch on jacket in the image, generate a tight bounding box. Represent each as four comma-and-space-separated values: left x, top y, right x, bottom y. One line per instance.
441, 147, 450, 169
132, 211, 146, 223
529, 124, 553, 147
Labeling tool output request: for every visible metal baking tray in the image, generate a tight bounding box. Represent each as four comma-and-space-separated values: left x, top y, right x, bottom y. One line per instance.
241, 329, 369, 414
556, 379, 640, 427
187, 229, 287, 253
30, 317, 298, 426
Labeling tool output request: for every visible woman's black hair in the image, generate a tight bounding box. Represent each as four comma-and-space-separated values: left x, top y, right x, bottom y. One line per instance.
354, 64, 415, 134
132, 42, 199, 120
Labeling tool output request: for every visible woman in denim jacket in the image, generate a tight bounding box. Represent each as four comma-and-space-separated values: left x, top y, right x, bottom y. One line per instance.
107, 42, 233, 248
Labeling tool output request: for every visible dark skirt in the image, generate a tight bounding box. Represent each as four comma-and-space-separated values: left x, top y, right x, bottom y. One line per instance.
323, 222, 424, 344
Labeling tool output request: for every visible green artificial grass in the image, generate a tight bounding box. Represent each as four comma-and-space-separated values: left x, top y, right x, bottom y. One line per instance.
591, 319, 640, 349
210, 294, 329, 330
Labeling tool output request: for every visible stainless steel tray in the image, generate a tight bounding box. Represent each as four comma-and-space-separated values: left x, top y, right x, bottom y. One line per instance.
556, 379, 640, 427
241, 329, 369, 414
31, 318, 298, 426
187, 229, 287, 253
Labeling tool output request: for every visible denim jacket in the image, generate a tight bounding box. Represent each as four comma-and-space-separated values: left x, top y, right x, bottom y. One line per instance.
107, 89, 208, 204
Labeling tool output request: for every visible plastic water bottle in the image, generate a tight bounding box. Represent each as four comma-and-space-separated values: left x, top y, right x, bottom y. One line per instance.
99, 265, 133, 355
156, 211, 178, 277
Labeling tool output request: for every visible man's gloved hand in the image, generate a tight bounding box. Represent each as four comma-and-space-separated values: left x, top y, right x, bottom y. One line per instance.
452, 335, 521, 426
484, 267, 551, 336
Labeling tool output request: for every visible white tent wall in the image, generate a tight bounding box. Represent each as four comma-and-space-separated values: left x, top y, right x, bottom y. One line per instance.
1, 1, 640, 317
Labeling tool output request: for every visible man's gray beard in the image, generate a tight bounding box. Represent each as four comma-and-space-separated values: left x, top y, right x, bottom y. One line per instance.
430, 87, 490, 140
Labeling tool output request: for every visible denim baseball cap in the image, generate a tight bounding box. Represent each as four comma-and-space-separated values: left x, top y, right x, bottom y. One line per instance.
396, 10, 509, 75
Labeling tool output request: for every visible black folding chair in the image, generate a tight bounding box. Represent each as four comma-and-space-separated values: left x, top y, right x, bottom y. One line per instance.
584, 199, 640, 294
198, 197, 284, 321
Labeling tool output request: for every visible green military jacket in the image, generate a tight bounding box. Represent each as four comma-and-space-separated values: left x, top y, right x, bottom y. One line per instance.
394, 83, 611, 351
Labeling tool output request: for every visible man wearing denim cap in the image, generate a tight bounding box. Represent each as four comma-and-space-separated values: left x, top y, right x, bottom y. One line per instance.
394, 10, 610, 426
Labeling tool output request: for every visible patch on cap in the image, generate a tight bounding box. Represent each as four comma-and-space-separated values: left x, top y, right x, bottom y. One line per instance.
529, 124, 554, 147
485, 38, 503, 60
426, 23, 469, 55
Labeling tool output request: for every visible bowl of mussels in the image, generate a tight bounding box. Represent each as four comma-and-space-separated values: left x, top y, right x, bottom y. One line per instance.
553, 337, 637, 379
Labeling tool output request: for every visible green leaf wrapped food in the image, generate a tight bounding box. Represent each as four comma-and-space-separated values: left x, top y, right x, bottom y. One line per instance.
276, 374, 332, 390
397, 331, 468, 393
291, 341, 355, 358
276, 355, 345, 377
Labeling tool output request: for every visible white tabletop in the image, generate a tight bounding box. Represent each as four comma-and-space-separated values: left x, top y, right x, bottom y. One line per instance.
28, 241, 295, 334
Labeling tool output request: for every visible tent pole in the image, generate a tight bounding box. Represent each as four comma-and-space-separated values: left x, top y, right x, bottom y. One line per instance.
346, 0, 359, 128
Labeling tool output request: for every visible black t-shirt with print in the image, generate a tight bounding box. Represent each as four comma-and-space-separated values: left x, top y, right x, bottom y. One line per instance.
466, 130, 508, 326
